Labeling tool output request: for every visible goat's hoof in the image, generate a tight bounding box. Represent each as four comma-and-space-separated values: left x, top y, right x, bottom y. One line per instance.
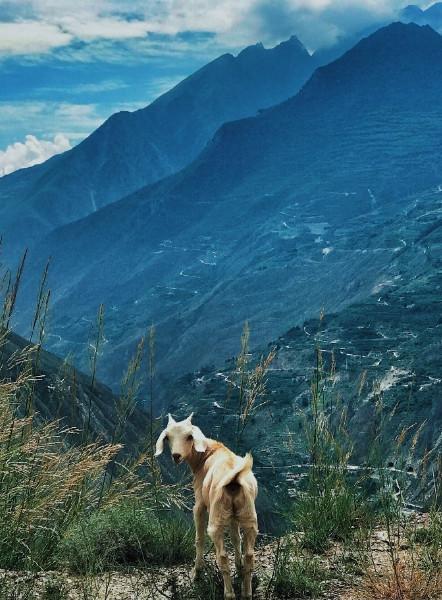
240, 595, 252, 600
224, 593, 236, 600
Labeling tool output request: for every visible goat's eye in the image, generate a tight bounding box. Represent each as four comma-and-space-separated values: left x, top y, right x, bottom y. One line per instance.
187, 434, 193, 441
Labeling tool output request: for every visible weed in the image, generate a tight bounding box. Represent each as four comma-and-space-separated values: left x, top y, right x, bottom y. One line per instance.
268, 540, 327, 598
58, 502, 194, 573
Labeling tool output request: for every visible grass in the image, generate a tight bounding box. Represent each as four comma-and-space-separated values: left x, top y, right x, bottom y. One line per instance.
0, 330, 186, 579
168, 562, 225, 600
289, 347, 374, 553
0, 370, 120, 570
58, 503, 194, 573
360, 562, 442, 600
268, 540, 327, 599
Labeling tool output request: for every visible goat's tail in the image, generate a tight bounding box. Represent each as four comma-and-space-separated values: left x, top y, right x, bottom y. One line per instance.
214, 453, 254, 502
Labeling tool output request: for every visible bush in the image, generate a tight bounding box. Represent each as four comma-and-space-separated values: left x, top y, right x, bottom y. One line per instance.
292, 467, 370, 553
57, 502, 194, 573
270, 541, 327, 598
290, 348, 373, 553
414, 510, 442, 574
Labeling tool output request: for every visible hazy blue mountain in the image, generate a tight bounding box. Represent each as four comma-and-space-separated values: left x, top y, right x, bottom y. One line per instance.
0, 36, 315, 260
400, 2, 442, 28
400, 5, 425, 23
315, 2, 442, 67
16, 23, 442, 390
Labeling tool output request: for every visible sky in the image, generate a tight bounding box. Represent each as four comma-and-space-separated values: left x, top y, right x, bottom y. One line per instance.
0, 0, 429, 175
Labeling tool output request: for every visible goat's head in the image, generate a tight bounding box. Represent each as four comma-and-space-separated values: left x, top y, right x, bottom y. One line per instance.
155, 413, 208, 464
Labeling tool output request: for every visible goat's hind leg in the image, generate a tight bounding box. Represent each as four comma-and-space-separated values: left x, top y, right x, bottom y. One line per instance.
240, 522, 257, 600
208, 522, 235, 600
229, 520, 242, 573
191, 502, 207, 580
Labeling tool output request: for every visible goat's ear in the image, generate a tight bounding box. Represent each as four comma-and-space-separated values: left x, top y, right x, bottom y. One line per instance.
155, 429, 168, 457
192, 425, 207, 453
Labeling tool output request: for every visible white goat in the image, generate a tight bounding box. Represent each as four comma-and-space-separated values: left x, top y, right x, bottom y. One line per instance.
155, 413, 258, 600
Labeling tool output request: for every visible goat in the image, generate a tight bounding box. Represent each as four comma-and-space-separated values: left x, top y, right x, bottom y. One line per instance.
155, 413, 258, 600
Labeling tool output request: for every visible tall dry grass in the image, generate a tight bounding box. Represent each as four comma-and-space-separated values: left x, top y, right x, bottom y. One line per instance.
0, 332, 185, 576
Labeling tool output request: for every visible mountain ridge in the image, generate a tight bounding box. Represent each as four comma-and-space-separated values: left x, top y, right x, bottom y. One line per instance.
14, 23, 442, 389
0, 35, 315, 261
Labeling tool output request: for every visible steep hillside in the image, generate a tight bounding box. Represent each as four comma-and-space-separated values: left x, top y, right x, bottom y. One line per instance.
15, 23, 442, 389
0, 36, 315, 260
163, 184, 442, 492
0, 329, 149, 446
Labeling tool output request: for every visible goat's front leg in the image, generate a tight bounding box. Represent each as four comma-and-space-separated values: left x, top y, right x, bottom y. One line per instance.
191, 502, 207, 580
240, 523, 257, 600
208, 523, 235, 600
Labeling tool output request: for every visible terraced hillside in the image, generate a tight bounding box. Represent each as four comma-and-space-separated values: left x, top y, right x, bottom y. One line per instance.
163, 185, 442, 501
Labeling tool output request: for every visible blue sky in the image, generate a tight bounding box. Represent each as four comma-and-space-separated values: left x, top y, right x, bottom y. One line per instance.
0, 0, 426, 174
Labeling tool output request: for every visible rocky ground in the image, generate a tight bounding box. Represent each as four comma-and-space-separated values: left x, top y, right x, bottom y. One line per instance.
1, 515, 437, 600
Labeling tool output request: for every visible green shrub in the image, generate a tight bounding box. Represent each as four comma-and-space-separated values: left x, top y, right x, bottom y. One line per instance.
57, 502, 194, 573
290, 347, 373, 553
414, 510, 442, 573
270, 541, 327, 598
292, 467, 370, 553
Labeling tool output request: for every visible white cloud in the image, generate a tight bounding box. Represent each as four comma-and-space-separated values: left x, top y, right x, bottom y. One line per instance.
0, 1, 428, 60
37, 79, 128, 95
0, 101, 105, 141
0, 0, 412, 59
0, 133, 71, 176
0, 21, 72, 55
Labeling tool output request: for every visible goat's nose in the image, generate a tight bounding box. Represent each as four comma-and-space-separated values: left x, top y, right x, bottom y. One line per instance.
172, 453, 181, 464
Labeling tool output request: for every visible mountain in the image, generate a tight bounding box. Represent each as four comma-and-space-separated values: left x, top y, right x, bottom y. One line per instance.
0, 36, 315, 261
315, 2, 442, 67
15, 23, 442, 390
400, 5, 425, 24
0, 329, 149, 446
164, 183, 442, 505
400, 2, 442, 29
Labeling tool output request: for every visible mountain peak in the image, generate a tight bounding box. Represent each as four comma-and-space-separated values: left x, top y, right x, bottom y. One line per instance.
336, 21, 442, 61
274, 34, 310, 56
236, 35, 309, 62
400, 2, 442, 26
426, 2, 442, 17
237, 42, 265, 59
367, 20, 437, 38
292, 21, 442, 111
401, 4, 424, 16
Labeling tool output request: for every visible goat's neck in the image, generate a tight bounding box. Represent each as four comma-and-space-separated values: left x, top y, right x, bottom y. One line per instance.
187, 439, 221, 474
